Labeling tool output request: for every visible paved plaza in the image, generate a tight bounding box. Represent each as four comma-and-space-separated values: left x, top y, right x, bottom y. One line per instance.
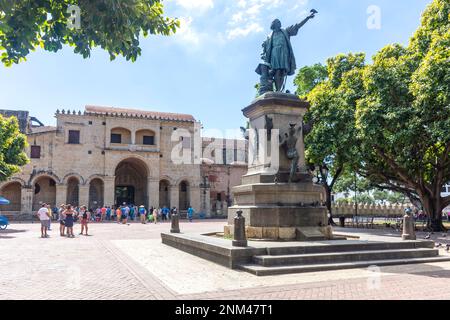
1, 220, 450, 300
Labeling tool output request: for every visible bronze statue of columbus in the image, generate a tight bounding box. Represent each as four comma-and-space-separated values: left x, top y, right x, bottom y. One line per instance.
256, 9, 318, 95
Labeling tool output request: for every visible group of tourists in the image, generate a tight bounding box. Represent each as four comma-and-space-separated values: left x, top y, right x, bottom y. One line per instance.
36, 202, 196, 238
37, 203, 90, 238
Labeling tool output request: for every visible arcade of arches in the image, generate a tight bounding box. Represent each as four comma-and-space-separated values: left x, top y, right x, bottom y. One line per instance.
0, 158, 196, 214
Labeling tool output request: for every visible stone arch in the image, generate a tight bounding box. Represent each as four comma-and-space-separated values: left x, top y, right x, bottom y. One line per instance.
111, 127, 132, 144
89, 178, 104, 209
29, 171, 61, 186
159, 179, 171, 208
85, 174, 105, 185
0, 177, 26, 190
66, 176, 80, 206
179, 180, 190, 211
114, 157, 149, 207
159, 175, 176, 186
0, 181, 22, 211
62, 173, 85, 185
32, 175, 57, 210
136, 129, 156, 145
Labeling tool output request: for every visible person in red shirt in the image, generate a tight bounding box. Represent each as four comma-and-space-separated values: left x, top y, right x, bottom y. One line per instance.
101, 206, 107, 221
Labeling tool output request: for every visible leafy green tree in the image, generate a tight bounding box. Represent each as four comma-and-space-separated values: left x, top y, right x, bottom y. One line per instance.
0, 0, 179, 66
294, 63, 327, 97
0, 115, 28, 181
355, 0, 450, 231
303, 53, 365, 224
372, 190, 391, 204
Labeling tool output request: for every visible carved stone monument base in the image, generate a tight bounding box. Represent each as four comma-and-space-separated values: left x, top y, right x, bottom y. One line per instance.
225, 92, 332, 241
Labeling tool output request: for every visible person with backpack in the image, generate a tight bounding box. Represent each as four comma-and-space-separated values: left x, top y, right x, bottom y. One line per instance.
79, 206, 90, 236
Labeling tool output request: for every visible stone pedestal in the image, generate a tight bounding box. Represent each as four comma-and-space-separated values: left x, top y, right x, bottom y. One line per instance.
171, 214, 180, 233
225, 92, 332, 241
402, 213, 416, 240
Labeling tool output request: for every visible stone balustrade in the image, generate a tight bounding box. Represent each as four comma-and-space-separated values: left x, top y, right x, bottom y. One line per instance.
331, 202, 411, 218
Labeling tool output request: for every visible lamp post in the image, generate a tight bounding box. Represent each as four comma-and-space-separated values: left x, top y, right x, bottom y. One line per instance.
200, 175, 210, 217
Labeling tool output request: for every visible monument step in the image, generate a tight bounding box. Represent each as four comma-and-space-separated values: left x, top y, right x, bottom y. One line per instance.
265, 240, 434, 255
253, 248, 438, 266
238, 256, 450, 276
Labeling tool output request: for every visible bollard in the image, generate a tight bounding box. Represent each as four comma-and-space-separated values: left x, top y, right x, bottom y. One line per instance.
402, 208, 416, 240
232, 210, 247, 247
170, 213, 180, 233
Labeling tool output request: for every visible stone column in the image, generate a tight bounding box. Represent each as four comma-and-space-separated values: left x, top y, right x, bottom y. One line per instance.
21, 187, 33, 213
200, 186, 211, 217
104, 176, 115, 207
190, 185, 201, 214
79, 185, 89, 207
131, 130, 136, 145
170, 185, 179, 210
55, 184, 67, 207
148, 179, 159, 208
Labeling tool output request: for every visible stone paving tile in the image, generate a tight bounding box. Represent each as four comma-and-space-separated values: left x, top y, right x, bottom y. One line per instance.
1, 221, 450, 300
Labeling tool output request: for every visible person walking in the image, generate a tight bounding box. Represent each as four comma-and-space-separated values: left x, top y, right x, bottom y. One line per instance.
37, 203, 51, 238
116, 207, 122, 223
139, 205, 147, 224
101, 206, 107, 221
187, 206, 195, 222
79, 206, 90, 236
106, 206, 111, 221
58, 204, 66, 236
153, 207, 158, 224
64, 204, 76, 238
129, 205, 135, 221
46, 204, 52, 231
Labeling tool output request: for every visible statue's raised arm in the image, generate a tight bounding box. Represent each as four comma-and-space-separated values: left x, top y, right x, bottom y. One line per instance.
255, 9, 318, 95
286, 9, 318, 36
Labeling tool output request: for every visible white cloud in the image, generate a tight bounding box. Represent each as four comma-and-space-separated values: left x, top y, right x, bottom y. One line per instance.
227, 22, 264, 39
174, 0, 214, 11
225, 0, 309, 40
175, 17, 201, 45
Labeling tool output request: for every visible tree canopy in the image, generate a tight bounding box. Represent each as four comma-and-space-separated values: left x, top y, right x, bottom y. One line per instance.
0, 115, 28, 182
299, 53, 365, 223
355, 0, 450, 230
301, 0, 449, 230
294, 63, 327, 97
0, 0, 179, 66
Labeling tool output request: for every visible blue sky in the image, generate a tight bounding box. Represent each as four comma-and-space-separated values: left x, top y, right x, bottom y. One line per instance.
0, 0, 432, 135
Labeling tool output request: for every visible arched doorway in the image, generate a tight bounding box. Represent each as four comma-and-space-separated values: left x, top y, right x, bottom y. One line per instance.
32, 176, 56, 210
0, 182, 22, 212
179, 180, 190, 211
89, 179, 104, 209
66, 177, 79, 206
159, 180, 170, 208
115, 158, 148, 207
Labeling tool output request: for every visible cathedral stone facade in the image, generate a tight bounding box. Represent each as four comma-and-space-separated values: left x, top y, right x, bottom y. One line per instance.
0, 106, 247, 217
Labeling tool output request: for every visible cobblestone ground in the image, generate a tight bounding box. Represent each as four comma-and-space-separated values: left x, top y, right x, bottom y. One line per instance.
1, 220, 450, 300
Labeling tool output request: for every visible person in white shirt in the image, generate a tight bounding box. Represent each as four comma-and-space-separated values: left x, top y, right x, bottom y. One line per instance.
37, 203, 51, 238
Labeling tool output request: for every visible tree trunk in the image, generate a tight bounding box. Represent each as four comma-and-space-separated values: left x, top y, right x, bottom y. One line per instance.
422, 195, 446, 232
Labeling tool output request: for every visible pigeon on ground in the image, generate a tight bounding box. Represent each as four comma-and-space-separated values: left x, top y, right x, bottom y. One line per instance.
446, 244, 450, 252
435, 243, 442, 248
442, 233, 447, 238
425, 233, 431, 239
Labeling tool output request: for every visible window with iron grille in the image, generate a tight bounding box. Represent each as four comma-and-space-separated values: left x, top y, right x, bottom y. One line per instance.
143, 135, 154, 145
30, 146, 41, 159
111, 133, 122, 144
68, 130, 80, 144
